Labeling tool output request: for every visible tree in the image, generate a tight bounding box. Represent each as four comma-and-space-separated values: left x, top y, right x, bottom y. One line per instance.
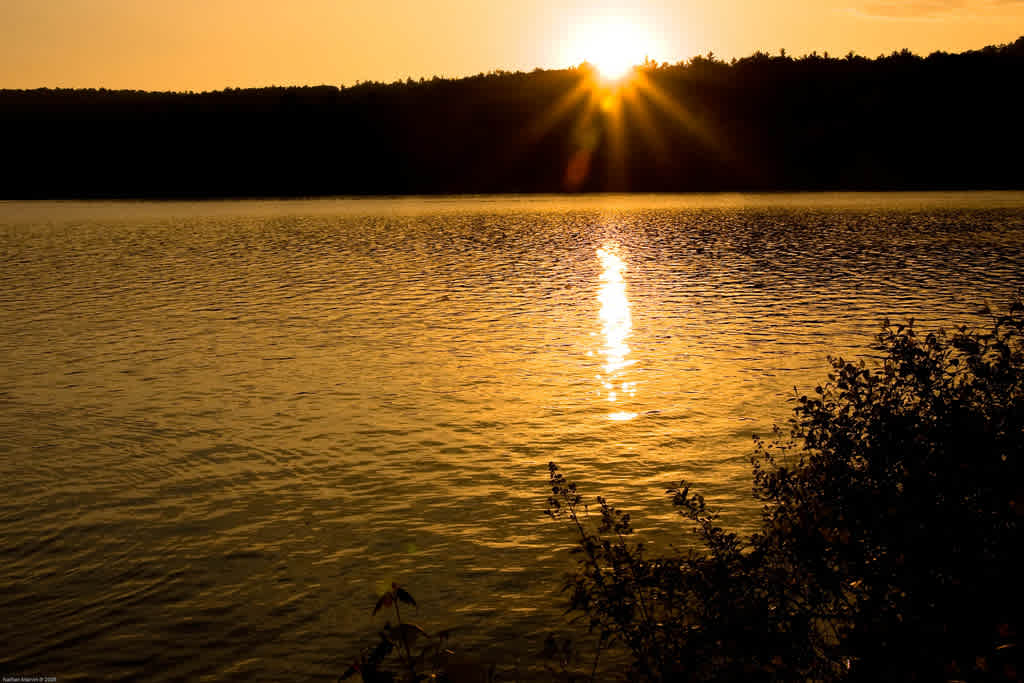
548, 301, 1024, 680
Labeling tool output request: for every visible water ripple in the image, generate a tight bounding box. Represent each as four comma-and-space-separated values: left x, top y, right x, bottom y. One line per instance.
1, 193, 1023, 679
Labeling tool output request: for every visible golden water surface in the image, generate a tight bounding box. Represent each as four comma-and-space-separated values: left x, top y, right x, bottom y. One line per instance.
2, 193, 1023, 680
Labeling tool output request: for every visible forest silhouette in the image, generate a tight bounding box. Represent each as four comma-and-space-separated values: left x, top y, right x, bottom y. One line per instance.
1, 37, 1022, 198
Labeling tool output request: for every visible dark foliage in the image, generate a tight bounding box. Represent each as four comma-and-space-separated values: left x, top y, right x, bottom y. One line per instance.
343, 582, 483, 683
548, 301, 1023, 680
1, 38, 1022, 198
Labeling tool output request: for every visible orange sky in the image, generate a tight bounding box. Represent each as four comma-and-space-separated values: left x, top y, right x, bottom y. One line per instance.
1, 0, 1022, 91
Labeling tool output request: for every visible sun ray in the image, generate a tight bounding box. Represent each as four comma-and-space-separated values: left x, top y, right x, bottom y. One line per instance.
599, 86, 629, 190
525, 77, 592, 142
620, 84, 674, 168
630, 70, 732, 161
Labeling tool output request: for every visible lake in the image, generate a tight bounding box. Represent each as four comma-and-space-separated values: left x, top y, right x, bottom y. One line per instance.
2, 193, 1023, 680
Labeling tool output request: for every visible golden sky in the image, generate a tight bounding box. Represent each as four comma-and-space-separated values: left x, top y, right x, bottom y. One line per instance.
1, 0, 1022, 91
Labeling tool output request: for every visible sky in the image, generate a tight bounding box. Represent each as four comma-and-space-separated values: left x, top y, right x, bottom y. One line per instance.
0, 0, 1022, 91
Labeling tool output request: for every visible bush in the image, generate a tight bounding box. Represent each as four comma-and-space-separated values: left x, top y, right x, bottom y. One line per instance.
548, 302, 1024, 681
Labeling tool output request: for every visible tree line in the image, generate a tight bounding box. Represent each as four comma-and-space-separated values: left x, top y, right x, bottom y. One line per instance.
1, 37, 1022, 198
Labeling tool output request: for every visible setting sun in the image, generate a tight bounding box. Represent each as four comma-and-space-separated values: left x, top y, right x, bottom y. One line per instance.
571, 16, 655, 81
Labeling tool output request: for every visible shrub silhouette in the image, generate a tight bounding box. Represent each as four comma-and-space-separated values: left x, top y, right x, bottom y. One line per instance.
342, 583, 498, 683
548, 301, 1023, 681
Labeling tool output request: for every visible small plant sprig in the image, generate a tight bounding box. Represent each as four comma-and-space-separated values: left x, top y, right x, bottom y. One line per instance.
341, 582, 470, 683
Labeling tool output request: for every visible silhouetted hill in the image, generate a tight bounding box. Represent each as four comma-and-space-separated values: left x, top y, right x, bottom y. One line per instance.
1, 37, 1022, 198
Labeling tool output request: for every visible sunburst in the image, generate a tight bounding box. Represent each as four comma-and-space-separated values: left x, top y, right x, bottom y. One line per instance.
534, 21, 721, 192
570, 16, 650, 82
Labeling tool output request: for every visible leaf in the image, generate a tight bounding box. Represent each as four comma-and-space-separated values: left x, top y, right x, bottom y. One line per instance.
372, 593, 393, 615
395, 587, 417, 607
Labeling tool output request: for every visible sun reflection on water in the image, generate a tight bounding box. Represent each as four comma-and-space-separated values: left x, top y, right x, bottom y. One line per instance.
596, 243, 638, 421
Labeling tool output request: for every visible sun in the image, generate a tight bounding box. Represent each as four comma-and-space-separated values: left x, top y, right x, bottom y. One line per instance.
572, 17, 652, 82
593, 44, 636, 81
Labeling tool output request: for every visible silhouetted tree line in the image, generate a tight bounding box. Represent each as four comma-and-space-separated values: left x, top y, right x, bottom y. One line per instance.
1, 37, 1022, 198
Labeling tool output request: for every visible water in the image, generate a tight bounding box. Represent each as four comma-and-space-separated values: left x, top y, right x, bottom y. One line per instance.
2, 193, 1023, 680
